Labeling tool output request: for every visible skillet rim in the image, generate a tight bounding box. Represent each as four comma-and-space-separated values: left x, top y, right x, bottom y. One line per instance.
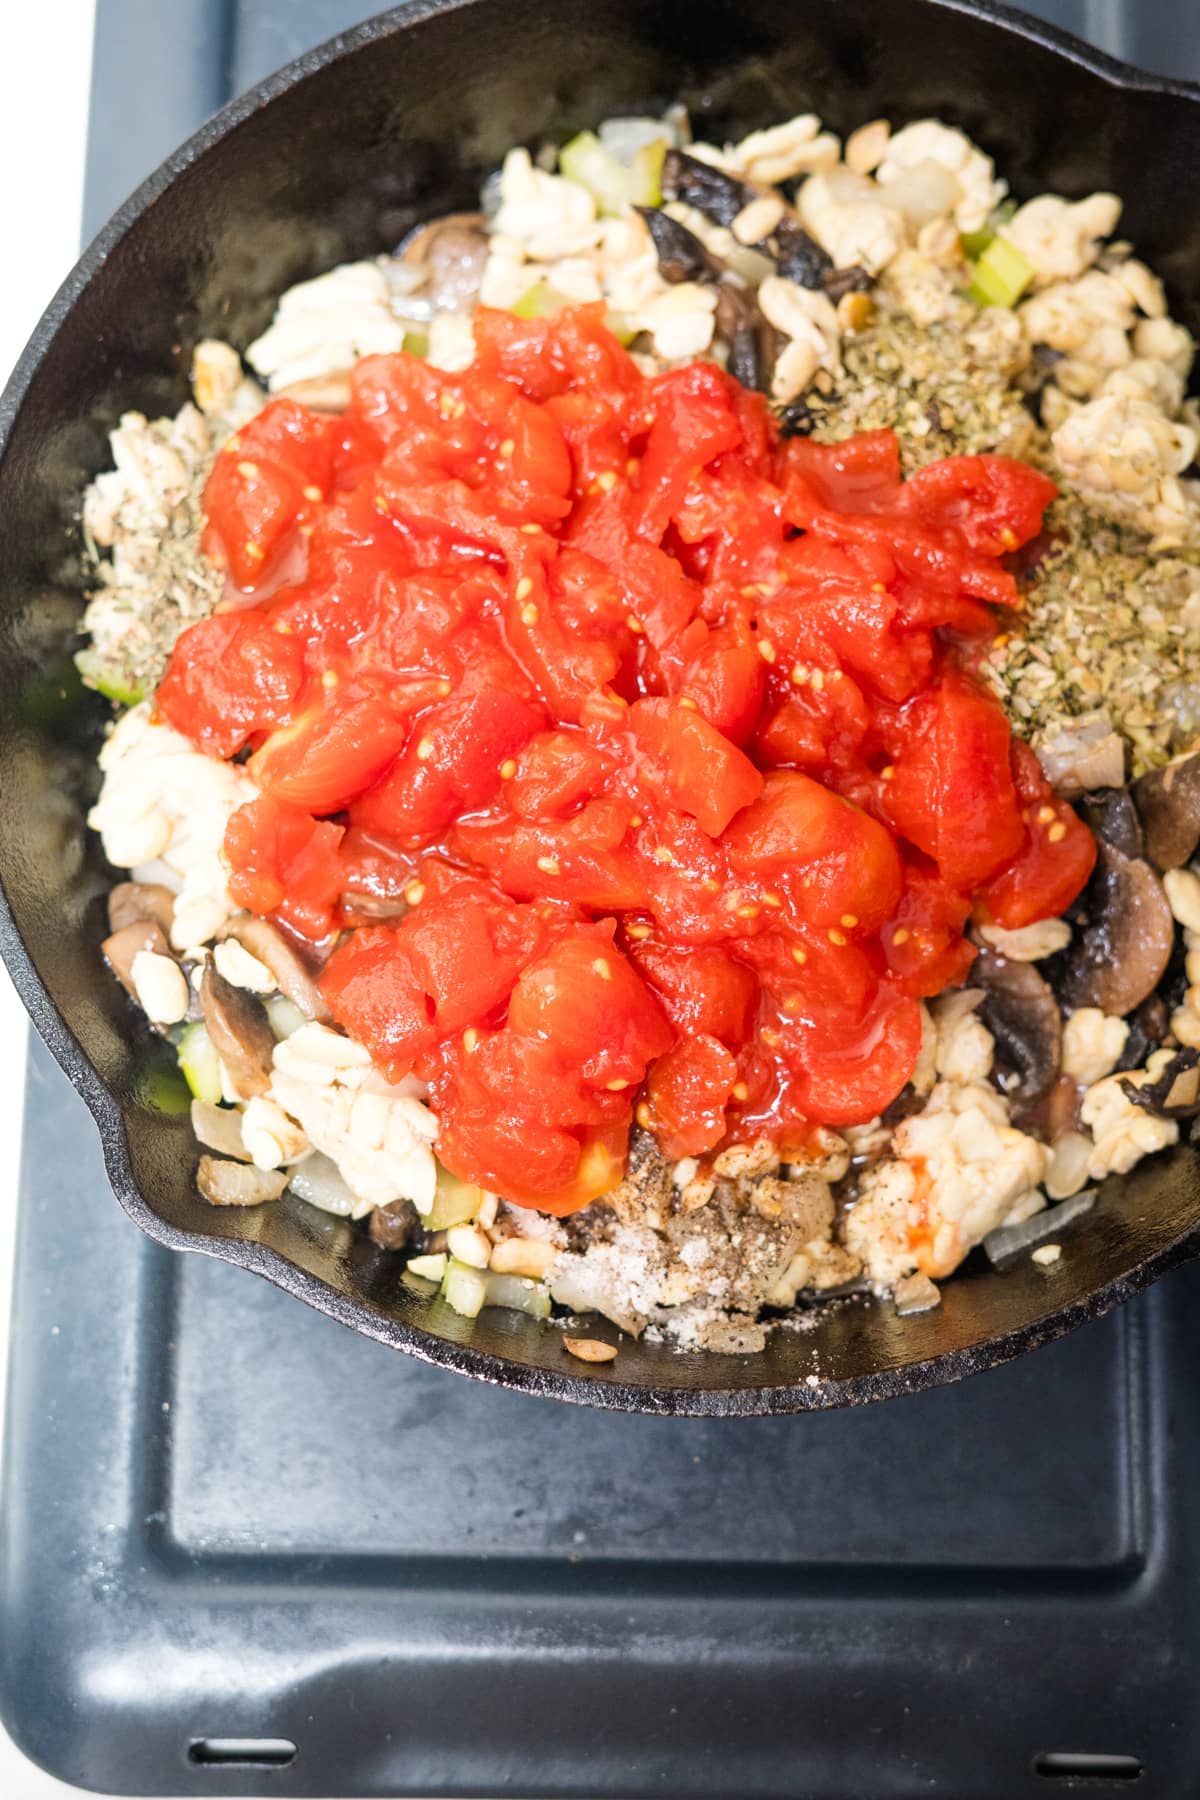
2, 0, 1200, 1416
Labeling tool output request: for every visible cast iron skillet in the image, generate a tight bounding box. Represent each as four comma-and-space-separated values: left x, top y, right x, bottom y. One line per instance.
3, 0, 1200, 1416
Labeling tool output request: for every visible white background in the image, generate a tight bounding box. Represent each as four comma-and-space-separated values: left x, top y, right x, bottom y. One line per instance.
0, 5, 181, 1796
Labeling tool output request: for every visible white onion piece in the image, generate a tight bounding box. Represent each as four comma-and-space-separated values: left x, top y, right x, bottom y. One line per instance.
191, 1100, 249, 1161
876, 157, 961, 227
288, 1152, 358, 1217
599, 116, 676, 164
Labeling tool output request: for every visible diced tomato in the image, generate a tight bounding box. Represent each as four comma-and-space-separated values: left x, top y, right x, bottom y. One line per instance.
978, 743, 1097, 928
224, 795, 344, 940
673, 617, 765, 745
629, 942, 757, 1045
507, 730, 614, 819
883, 673, 1024, 892
320, 926, 439, 1078
897, 454, 1058, 557
249, 679, 414, 814
630, 697, 763, 837
786, 987, 924, 1127
351, 682, 545, 844
506, 926, 674, 1089
725, 772, 902, 932
156, 610, 306, 757
882, 859, 977, 998
204, 400, 337, 586
160, 302, 1073, 1190
645, 1035, 738, 1158
635, 362, 744, 541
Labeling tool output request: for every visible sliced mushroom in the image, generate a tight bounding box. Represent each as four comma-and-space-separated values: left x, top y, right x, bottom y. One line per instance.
1117, 993, 1169, 1072
972, 945, 1062, 1121
197, 1156, 288, 1208
274, 372, 352, 413
220, 915, 332, 1022
198, 963, 277, 1098
107, 880, 176, 937
1121, 1047, 1200, 1119
1080, 787, 1144, 861
1044, 1072, 1083, 1140
102, 919, 173, 1002
715, 283, 782, 395
660, 148, 754, 227
398, 211, 488, 314
771, 217, 834, 290
1050, 837, 1175, 1017
637, 206, 723, 284
338, 891, 409, 922
368, 1198, 421, 1251
1133, 751, 1200, 870
823, 264, 872, 304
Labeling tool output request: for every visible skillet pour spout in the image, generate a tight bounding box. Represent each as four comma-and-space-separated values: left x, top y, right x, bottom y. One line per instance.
3, 0, 1200, 1414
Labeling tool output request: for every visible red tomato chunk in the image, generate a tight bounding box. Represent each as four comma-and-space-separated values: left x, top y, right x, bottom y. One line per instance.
155, 305, 1091, 1210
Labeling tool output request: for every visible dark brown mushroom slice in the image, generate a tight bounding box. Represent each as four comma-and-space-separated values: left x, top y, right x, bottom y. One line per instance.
1080, 786, 1144, 860
220, 914, 332, 1022
1120, 1047, 1200, 1119
197, 1156, 289, 1208
102, 919, 174, 1001
972, 945, 1062, 1122
198, 963, 277, 1098
1049, 838, 1175, 1017
1116, 992, 1171, 1072
714, 283, 782, 395
106, 880, 176, 937
823, 264, 872, 304
769, 217, 833, 290
660, 148, 754, 227
368, 1198, 421, 1251
1132, 752, 1200, 870
636, 206, 723, 284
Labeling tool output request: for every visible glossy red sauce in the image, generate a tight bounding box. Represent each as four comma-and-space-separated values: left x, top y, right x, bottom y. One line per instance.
157, 304, 1095, 1212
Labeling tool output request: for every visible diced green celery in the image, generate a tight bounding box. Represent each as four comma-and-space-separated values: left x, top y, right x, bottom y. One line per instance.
511, 280, 572, 320
559, 130, 624, 212
266, 994, 307, 1040
629, 137, 666, 208
559, 129, 666, 216
483, 1273, 552, 1319
968, 234, 1034, 309
441, 1257, 490, 1319
407, 1251, 448, 1283
177, 1021, 222, 1105
74, 648, 143, 708
959, 225, 994, 261
402, 326, 429, 358
421, 1162, 486, 1230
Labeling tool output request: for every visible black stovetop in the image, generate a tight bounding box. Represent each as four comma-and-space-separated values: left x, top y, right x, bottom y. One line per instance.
2, 3, 1200, 1795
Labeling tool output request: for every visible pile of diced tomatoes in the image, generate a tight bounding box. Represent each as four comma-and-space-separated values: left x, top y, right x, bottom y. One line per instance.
157, 304, 1095, 1212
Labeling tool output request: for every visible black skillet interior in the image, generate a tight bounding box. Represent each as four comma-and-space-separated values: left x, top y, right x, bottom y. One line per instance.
3, 0, 1200, 1415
